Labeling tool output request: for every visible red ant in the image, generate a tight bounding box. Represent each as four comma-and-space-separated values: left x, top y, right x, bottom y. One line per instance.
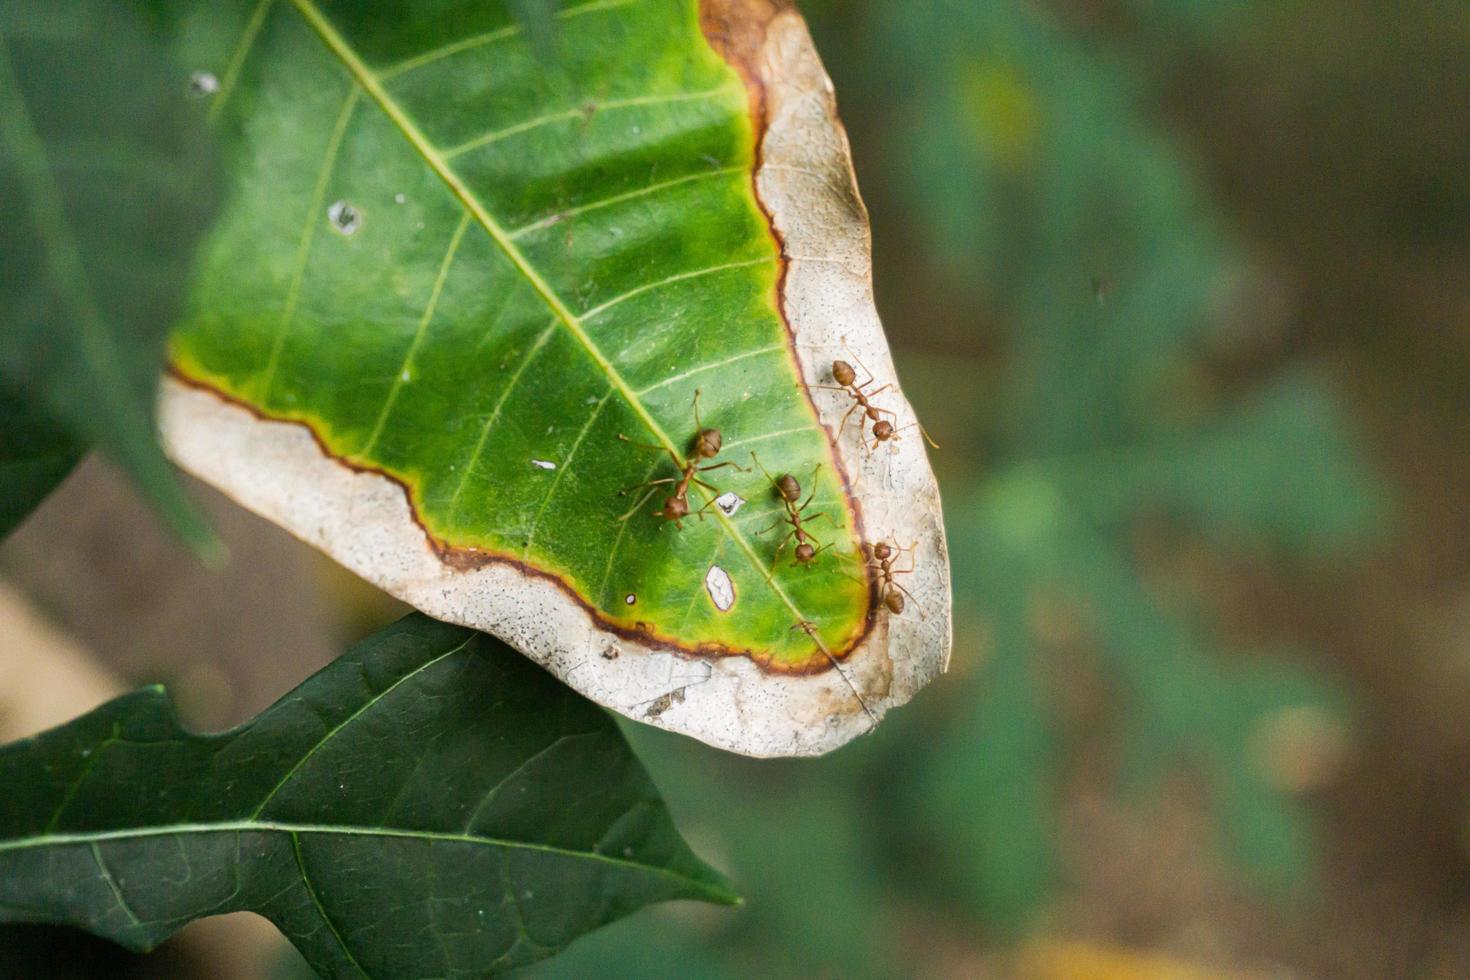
617, 390, 743, 528
864, 538, 921, 616
750, 453, 834, 568
819, 349, 938, 452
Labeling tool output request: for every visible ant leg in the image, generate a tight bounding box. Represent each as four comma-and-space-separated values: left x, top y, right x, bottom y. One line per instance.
838, 401, 862, 437
617, 434, 682, 468
795, 468, 823, 513
769, 534, 788, 572
695, 460, 747, 474
885, 421, 938, 448
801, 509, 836, 526
618, 486, 661, 521
790, 619, 820, 641
846, 348, 878, 390
895, 545, 918, 576
754, 515, 786, 535
691, 489, 728, 521
618, 476, 675, 497
692, 388, 704, 429
859, 382, 893, 401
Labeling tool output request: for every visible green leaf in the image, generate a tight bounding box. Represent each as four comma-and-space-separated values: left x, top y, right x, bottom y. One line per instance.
155, 0, 952, 756
166, 0, 867, 665
1033, 370, 1386, 554
0, 613, 736, 977
504, 0, 561, 59
0, 384, 79, 537
0, 0, 221, 553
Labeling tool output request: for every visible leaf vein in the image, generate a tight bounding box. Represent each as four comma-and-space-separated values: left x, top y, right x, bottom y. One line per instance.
90, 843, 143, 929
634, 343, 787, 396
208, 0, 277, 123
2, 821, 731, 900
360, 212, 472, 457
257, 87, 359, 403
448, 319, 558, 516
379, 0, 642, 80
578, 256, 771, 322
249, 636, 475, 819
506, 165, 745, 240
521, 390, 614, 558
293, 832, 366, 975
442, 87, 740, 160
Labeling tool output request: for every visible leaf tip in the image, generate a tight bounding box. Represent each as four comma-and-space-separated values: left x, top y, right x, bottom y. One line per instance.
193, 532, 229, 569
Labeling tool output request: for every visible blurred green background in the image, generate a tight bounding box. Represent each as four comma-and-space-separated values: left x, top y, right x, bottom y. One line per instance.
4, 0, 1469, 977
522, 0, 1470, 975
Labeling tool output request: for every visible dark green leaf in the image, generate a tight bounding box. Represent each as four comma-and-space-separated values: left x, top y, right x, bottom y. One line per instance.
0, 613, 736, 978
0, 0, 221, 554
0, 384, 79, 537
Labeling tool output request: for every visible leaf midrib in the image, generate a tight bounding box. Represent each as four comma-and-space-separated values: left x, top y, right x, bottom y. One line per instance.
284, 0, 824, 650
0, 819, 733, 901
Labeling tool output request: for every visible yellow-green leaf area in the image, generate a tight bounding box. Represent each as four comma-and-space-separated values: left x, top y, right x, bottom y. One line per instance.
170, 0, 869, 668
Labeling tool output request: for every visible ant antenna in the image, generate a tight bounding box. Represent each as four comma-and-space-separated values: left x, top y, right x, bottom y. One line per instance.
750, 450, 774, 484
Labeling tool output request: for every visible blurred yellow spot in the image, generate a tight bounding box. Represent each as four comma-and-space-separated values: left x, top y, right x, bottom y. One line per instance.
1018, 941, 1242, 980
960, 61, 1039, 169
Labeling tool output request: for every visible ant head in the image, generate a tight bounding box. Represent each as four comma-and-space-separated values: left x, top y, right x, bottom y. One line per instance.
693, 427, 722, 458
884, 589, 905, 614
662, 496, 690, 520
872, 419, 895, 441
873, 541, 893, 561
794, 542, 816, 563
832, 360, 856, 386
775, 473, 801, 503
